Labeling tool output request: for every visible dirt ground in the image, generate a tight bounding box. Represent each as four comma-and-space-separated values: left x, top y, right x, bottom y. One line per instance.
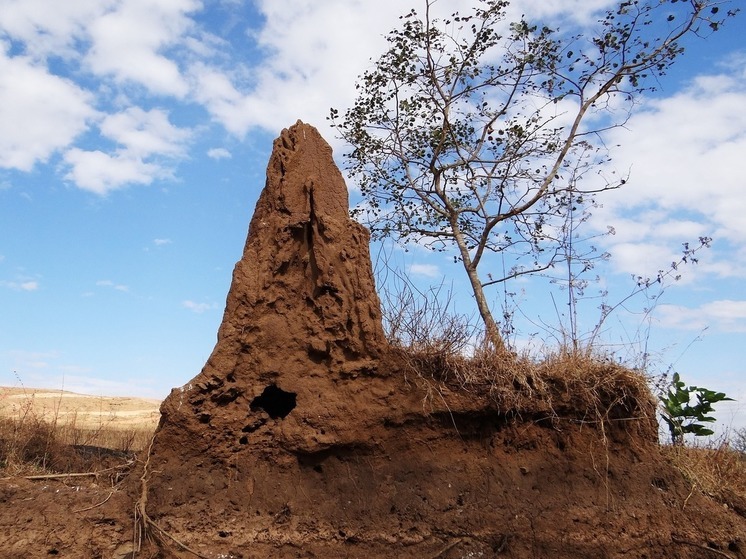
0, 378, 744, 559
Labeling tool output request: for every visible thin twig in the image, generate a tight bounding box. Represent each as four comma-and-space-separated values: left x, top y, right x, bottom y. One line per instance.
73, 490, 114, 513
682, 483, 696, 511
672, 538, 735, 559
19, 460, 134, 481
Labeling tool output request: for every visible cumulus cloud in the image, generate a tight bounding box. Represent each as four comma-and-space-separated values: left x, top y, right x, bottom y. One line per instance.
64, 149, 163, 194
0, 0, 200, 191
657, 300, 746, 333
590, 66, 746, 280
0, 0, 627, 190
191, 0, 621, 141
190, 1, 404, 138
84, 0, 200, 97
0, 48, 96, 171
100, 107, 191, 157
0, 0, 113, 60
63, 107, 191, 194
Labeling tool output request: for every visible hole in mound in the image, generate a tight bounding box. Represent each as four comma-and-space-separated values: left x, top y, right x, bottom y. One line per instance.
250, 384, 297, 419
651, 477, 669, 492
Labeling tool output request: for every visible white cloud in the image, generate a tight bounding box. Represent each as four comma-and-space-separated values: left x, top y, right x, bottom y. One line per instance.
96, 279, 129, 292
0, 48, 96, 171
189, 62, 256, 136
182, 300, 218, 313
63, 107, 191, 194
610, 242, 679, 277
190, 0, 619, 142
0, 280, 39, 291
507, 0, 615, 25
100, 107, 191, 157
657, 300, 746, 333
191, 1, 404, 138
84, 0, 200, 97
207, 147, 231, 160
0, 0, 114, 60
153, 238, 172, 246
588, 65, 746, 282
0, 0, 635, 190
64, 149, 163, 194
408, 263, 441, 279
0, 0, 211, 190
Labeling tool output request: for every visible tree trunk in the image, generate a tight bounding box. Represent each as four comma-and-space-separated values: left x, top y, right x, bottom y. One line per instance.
447, 215, 507, 353
463, 262, 506, 353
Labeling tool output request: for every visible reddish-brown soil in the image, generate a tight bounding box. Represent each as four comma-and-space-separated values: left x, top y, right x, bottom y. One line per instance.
1, 121, 743, 558
0, 379, 744, 559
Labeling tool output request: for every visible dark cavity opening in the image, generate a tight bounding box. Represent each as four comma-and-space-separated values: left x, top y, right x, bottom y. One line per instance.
250, 384, 297, 419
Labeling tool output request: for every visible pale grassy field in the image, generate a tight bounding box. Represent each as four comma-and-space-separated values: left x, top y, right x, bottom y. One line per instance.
0, 387, 161, 430
0, 387, 161, 469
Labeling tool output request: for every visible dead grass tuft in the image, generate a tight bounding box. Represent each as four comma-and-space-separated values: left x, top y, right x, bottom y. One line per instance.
663, 442, 746, 514
381, 275, 656, 436
391, 341, 657, 438
535, 350, 656, 427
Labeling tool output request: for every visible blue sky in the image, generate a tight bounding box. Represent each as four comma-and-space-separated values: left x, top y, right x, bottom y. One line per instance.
0, 0, 744, 431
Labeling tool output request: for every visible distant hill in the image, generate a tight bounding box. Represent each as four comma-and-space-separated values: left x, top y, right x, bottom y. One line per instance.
0, 386, 161, 430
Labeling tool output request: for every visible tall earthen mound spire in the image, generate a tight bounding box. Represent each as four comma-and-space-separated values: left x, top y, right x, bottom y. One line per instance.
153, 120, 388, 461
221, 119, 385, 368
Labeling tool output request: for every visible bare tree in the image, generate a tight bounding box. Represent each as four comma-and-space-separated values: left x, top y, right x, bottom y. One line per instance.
330, 0, 735, 350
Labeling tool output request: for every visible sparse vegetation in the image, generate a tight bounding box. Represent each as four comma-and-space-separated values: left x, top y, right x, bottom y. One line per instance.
664, 440, 746, 514
731, 427, 746, 455
0, 388, 157, 476
380, 252, 743, 511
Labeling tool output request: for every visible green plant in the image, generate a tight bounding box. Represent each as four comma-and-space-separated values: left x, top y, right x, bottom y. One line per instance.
660, 372, 733, 445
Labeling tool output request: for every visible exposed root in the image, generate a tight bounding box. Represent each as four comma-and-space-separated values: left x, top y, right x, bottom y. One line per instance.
134, 434, 208, 559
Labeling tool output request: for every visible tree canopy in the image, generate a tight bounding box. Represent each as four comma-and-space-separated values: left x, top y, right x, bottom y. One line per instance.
331, 0, 736, 349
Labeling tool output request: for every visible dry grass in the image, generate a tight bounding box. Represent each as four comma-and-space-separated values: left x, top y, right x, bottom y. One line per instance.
381, 272, 656, 434
664, 441, 746, 513
391, 341, 656, 432
394, 326, 746, 518
0, 388, 158, 476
